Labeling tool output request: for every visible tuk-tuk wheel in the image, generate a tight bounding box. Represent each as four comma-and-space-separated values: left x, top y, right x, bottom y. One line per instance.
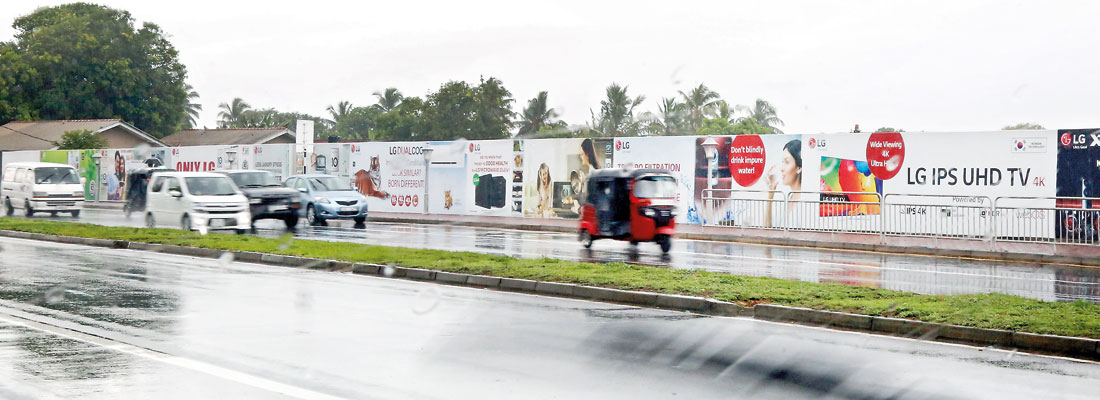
656, 235, 671, 253
70, 210, 80, 218
579, 230, 593, 248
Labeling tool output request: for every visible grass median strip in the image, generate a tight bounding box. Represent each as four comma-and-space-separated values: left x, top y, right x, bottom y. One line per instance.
2, 217, 1099, 339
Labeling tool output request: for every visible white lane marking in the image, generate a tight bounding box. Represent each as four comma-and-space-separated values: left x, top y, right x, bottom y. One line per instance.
0, 312, 346, 400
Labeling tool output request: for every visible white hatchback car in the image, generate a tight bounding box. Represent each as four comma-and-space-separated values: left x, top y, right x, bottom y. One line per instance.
2, 162, 85, 217
145, 171, 250, 233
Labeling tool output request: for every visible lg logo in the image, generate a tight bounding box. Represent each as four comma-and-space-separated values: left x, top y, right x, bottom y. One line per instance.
1061, 132, 1100, 148
616, 141, 630, 150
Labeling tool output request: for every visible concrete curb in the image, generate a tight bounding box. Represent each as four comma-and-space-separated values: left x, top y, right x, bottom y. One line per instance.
1, 228, 1097, 362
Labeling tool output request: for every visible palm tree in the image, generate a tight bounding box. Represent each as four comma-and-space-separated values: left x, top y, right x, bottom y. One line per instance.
181, 84, 202, 129
679, 84, 721, 133
372, 88, 404, 112
657, 97, 687, 135
326, 100, 353, 125
736, 98, 785, 134
591, 83, 645, 137
217, 98, 251, 128
713, 100, 734, 123
517, 91, 561, 137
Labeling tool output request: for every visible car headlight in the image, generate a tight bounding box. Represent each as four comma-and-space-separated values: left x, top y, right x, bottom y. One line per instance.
249, 198, 262, 205
670, 206, 678, 217
33, 191, 47, 198
643, 208, 657, 217
73, 191, 85, 197
316, 197, 330, 204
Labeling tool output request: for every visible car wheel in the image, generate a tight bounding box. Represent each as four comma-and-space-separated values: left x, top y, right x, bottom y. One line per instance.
24, 200, 33, 217
306, 205, 319, 226
284, 215, 299, 229
236, 229, 247, 235
579, 230, 593, 249
145, 213, 156, 228
4, 198, 12, 216
70, 210, 80, 218
656, 235, 671, 253
353, 216, 366, 224
50, 211, 58, 217
181, 214, 192, 231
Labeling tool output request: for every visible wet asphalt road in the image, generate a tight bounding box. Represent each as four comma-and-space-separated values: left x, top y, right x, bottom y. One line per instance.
1, 236, 1099, 399
19, 208, 1100, 304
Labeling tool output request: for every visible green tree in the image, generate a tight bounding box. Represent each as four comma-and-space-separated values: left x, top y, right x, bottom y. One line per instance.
217, 98, 251, 128
713, 100, 735, 122
517, 91, 562, 137
0, 44, 37, 123
233, 107, 331, 137
326, 100, 353, 125
334, 106, 381, 140
9, 3, 189, 137
696, 117, 772, 137
1003, 122, 1045, 130
372, 97, 427, 141
372, 88, 404, 112
641, 97, 687, 136
731, 118, 772, 135
471, 77, 516, 139
679, 84, 721, 133
591, 83, 645, 137
55, 129, 107, 149
181, 83, 202, 129
736, 99, 785, 134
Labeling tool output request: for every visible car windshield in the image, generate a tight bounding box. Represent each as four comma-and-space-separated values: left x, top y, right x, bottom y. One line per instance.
184, 177, 238, 196
228, 172, 279, 188
35, 167, 80, 184
634, 176, 677, 199
308, 176, 353, 191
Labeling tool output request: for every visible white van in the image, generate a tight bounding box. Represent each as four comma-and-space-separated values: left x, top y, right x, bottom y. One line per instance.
2, 162, 85, 217
145, 171, 251, 233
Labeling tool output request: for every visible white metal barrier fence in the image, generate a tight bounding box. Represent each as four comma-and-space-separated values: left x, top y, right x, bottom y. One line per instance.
700, 190, 1100, 246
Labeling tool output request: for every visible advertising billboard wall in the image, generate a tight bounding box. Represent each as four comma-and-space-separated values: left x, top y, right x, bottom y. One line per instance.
1055, 128, 1100, 239
522, 138, 612, 219
427, 141, 466, 214
465, 139, 523, 216
801, 131, 1057, 237
348, 141, 426, 213
613, 136, 695, 223
691, 135, 804, 226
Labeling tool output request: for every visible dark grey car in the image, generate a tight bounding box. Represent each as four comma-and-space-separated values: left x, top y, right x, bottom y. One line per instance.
220, 170, 301, 229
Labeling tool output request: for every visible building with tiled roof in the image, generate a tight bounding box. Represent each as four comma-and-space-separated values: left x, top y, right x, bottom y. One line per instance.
161, 127, 296, 146
0, 119, 166, 151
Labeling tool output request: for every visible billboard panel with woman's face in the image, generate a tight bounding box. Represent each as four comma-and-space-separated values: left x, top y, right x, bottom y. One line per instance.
692, 135, 803, 226
522, 138, 611, 219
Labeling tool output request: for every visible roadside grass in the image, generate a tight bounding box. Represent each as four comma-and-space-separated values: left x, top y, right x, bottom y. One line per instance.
2, 217, 1099, 339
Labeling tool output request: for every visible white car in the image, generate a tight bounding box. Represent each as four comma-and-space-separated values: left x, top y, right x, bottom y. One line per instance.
2, 162, 85, 217
144, 171, 251, 233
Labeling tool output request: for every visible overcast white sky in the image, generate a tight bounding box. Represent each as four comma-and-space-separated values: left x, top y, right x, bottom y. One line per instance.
3, 0, 1099, 134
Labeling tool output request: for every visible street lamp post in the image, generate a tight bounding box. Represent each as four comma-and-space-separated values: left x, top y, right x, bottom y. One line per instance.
90, 153, 102, 202
700, 137, 718, 224
422, 144, 434, 215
